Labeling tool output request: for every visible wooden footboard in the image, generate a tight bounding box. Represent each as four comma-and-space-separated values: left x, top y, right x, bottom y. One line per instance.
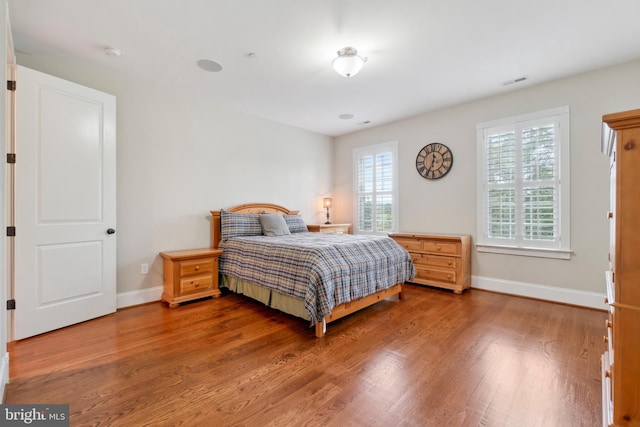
315, 283, 404, 337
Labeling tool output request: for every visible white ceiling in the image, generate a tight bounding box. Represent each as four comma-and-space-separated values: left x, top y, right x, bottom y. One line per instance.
8, 0, 640, 136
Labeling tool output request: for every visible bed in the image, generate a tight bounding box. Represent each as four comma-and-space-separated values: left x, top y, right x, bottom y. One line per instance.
210, 203, 415, 337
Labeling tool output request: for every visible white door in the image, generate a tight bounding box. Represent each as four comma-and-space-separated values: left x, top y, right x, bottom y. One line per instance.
14, 65, 116, 340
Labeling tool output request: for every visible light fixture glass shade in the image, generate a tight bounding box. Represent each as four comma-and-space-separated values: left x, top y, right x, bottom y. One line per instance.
332, 47, 367, 77
323, 198, 333, 208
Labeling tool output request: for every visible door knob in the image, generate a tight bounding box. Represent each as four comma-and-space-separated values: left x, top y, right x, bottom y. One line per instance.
106, 228, 116, 235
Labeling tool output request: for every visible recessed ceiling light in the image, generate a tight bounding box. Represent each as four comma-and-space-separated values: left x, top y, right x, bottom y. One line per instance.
104, 47, 121, 57
197, 59, 223, 72
339, 113, 354, 120
246, 52, 258, 59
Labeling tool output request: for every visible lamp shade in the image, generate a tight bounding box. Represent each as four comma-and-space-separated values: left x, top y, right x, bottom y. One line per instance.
323, 198, 333, 208
332, 47, 367, 78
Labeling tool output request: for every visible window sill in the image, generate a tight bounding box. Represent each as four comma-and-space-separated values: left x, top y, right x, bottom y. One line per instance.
476, 244, 572, 260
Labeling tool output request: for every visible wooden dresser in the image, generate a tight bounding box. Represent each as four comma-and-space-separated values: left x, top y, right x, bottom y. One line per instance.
388, 233, 471, 294
307, 223, 351, 234
160, 248, 223, 308
601, 109, 640, 427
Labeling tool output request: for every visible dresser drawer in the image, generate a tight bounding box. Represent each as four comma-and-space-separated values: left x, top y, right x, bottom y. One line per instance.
180, 258, 214, 276
601, 351, 613, 427
411, 253, 457, 269
422, 241, 460, 256
180, 275, 214, 294
416, 267, 457, 284
393, 238, 422, 252
605, 318, 613, 359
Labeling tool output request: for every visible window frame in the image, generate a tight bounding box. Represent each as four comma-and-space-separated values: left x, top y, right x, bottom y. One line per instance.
352, 141, 399, 235
476, 106, 571, 259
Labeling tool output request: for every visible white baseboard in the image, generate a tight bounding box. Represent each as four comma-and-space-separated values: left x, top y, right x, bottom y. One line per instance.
472, 276, 608, 310
116, 286, 163, 309
0, 351, 9, 403
114, 278, 607, 312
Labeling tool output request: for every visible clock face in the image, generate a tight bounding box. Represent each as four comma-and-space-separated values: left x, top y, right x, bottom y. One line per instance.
416, 143, 453, 180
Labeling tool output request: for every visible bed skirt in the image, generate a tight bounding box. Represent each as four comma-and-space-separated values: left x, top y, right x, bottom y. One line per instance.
220, 274, 311, 321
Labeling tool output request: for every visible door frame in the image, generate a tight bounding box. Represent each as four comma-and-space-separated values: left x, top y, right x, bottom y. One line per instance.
1, 0, 15, 400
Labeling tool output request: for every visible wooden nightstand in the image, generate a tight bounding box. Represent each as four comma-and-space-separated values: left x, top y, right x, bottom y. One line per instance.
159, 248, 223, 308
307, 223, 351, 234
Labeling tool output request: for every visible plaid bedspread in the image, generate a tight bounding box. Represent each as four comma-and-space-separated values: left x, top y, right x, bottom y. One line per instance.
219, 233, 416, 324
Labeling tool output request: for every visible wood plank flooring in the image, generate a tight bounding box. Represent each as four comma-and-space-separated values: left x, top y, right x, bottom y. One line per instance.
4, 285, 606, 426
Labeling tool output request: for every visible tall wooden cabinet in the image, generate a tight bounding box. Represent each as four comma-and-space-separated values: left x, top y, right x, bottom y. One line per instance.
601, 109, 640, 427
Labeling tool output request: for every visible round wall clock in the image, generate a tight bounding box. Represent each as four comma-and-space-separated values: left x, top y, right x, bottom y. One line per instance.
416, 143, 454, 180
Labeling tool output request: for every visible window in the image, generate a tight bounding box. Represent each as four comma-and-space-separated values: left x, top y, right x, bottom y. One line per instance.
353, 141, 398, 235
476, 107, 571, 259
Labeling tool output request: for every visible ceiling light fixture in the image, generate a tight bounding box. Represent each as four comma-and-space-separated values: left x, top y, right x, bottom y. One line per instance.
332, 47, 367, 78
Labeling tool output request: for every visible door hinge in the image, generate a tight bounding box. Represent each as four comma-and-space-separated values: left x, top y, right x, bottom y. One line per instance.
7, 80, 16, 91
7, 299, 15, 310
6, 226, 15, 237
7, 153, 15, 164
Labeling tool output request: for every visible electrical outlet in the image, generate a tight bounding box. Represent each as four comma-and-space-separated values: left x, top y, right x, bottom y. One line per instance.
140, 263, 149, 274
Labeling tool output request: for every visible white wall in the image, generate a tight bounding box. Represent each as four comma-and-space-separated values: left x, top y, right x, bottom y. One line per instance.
16, 53, 334, 303
333, 59, 640, 307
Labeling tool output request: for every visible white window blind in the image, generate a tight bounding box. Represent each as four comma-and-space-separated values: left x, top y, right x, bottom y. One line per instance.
477, 107, 570, 259
354, 142, 398, 234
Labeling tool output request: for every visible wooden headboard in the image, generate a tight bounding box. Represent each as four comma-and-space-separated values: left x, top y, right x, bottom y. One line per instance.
210, 203, 300, 249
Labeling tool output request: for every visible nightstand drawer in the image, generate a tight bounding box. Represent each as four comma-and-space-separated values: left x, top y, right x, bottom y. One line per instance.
180, 275, 214, 294
422, 241, 460, 256
416, 267, 456, 284
180, 258, 214, 276
411, 253, 457, 268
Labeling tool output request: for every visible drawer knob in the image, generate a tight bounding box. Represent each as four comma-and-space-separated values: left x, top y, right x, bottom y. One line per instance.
447, 261, 452, 265
436, 246, 441, 251
605, 320, 612, 328
195, 265, 200, 271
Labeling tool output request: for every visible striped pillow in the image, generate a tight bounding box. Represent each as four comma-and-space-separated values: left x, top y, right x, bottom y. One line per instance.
284, 214, 308, 233
220, 210, 262, 241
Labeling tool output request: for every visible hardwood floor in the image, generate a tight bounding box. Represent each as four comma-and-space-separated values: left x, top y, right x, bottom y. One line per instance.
4, 285, 606, 427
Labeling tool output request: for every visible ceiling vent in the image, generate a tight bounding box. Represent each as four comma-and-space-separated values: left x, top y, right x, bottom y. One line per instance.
502, 76, 529, 86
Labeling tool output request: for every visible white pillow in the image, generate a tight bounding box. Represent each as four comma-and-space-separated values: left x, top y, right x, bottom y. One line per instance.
259, 213, 291, 236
